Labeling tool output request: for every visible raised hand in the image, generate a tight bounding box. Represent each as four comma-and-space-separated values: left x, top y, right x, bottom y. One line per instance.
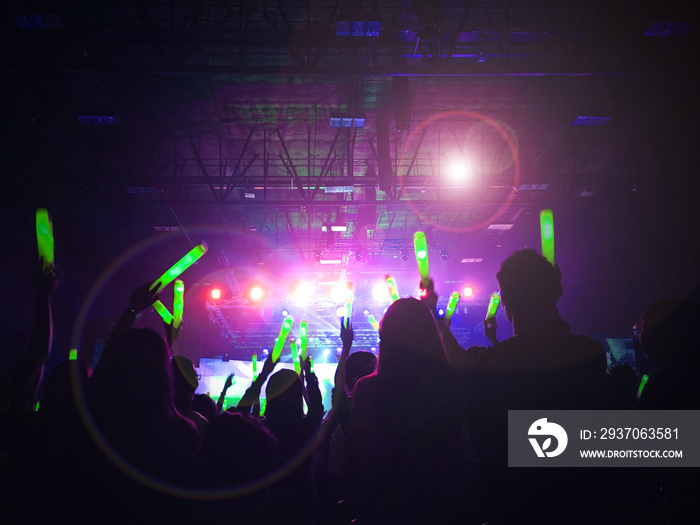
419, 278, 439, 314
126, 282, 160, 314
340, 318, 354, 352
484, 317, 499, 346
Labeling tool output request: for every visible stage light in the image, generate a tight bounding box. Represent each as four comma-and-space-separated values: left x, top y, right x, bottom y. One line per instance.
363, 309, 370, 316
292, 281, 315, 305
336, 306, 346, 318
371, 347, 377, 352
440, 252, 449, 261
401, 252, 409, 261
210, 288, 221, 300
438, 308, 445, 316
330, 282, 351, 303
372, 281, 391, 303
314, 252, 322, 262
281, 309, 289, 317
249, 285, 265, 302
447, 159, 472, 182
463, 286, 474, 298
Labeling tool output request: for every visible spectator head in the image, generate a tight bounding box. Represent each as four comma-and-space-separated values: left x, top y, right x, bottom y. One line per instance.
638, 298, 700, 369
193, 393, 218, 421
171, 356, 198, 410
265, 369, 304, 419
378, 297, 445, 379
344, 351, 377, 396
496, 249, 563, 327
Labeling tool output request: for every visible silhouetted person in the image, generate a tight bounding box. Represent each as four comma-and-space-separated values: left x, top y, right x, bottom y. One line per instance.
193, 393, 218, 422
345, 298, 468, 525
464, 249, 615, 524
171, 355, 208, 439
636, 298, 700, 524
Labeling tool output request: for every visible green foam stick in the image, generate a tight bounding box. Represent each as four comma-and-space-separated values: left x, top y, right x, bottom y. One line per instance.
36, 208, 54, 271
173, 279, 184, 329
309, 356, 315, 374
69, 348, 78, 361
252, 354, 258, 381
540, 209, 555, 266
413, 231, 430, 287
299, 320, 308, 362
367, 314, 379, 331
345, 282, 354, 328
153, 300, 174, 325
636, 374, 649, 399
291, 338, 301, 375
271, 315, 294, 362
385, 275, 400, 302
445, 292, 460, 320
486, 292, 500, 320
150, 242, 208, 292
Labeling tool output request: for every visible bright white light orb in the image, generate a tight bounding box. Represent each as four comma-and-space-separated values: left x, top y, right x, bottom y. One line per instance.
372, 282, 391, 303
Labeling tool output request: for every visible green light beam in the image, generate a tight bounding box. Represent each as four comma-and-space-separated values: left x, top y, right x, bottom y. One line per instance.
271, 315, 294, 362
413, 231, 430, 287
153, 300, 174, 325
486, 292, 500, 320
540, 209, 555, 266
445, 292, 460, 321
149, 242, 208, 292
36, 208, 54, 271
173, 279, 184, 329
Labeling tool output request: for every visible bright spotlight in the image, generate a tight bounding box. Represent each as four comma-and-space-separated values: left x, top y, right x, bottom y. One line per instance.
447, 159, 472, 182
463, 286, 474, 298
363, 309, 370, 316
336, 306, 346, 318
281, 309, 289, 317
292, 281, 315, 305
372, 281, 391, 303
210, 288, 221, 300
438, 308, 445, 316
330, 282, 351, 304
249, 285, 265, 302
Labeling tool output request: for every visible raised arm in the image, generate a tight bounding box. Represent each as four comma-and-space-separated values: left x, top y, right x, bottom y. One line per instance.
302, 357, 324, 423
216, 373, 234, 414
237, 352, 278, 414
111, 282, 160, 338
332, 317, 354, 413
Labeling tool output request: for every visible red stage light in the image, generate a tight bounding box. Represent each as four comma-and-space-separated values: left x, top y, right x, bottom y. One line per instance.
249, 285, 265, 302
210, 288, 221, 300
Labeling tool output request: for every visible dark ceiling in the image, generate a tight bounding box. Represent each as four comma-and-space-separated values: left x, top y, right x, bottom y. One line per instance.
1, 0, 699, 359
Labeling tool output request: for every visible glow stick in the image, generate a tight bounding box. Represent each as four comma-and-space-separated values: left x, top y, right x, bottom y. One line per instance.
540, 209, 555, 266
367, 314, 379, 331
153, 300, 174, 325
413, 231, 430, 287
636, 374, 649, 399
173, 279, 184, 329
252, 354, 258, 381
290, 338, 301, 374
385, 275, 400, 302
36, 209, 54, 270
309, 356, 315, 374
69, 348, 78, 361
486, 292, 500, 320
345, 282, 354, 328
299, 320, 308, 362
445, 292, 460, 320
271, 315, 294, 362
149, 242, 208, 292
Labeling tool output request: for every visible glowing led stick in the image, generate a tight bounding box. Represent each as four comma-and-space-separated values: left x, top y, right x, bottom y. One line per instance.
413, 231, 430, 288
636, 374, 649, 399
152, 300, 174, 325
385, 275, 400, 303
252, 354, 258, 382
173, 279, 184, 329
540, 209, 555, 266
289, 338, 301, 374
486, 292, 500, 320
69, 348, 78, 361
308, 356, 315, 374
299, 320, 308, 362
445, 292, 460, 321
271, 315, 294, 362
149, 242, 208, 292
367, 314, 379, 331
345, 282, 354, 328
36, 209, 54, 271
